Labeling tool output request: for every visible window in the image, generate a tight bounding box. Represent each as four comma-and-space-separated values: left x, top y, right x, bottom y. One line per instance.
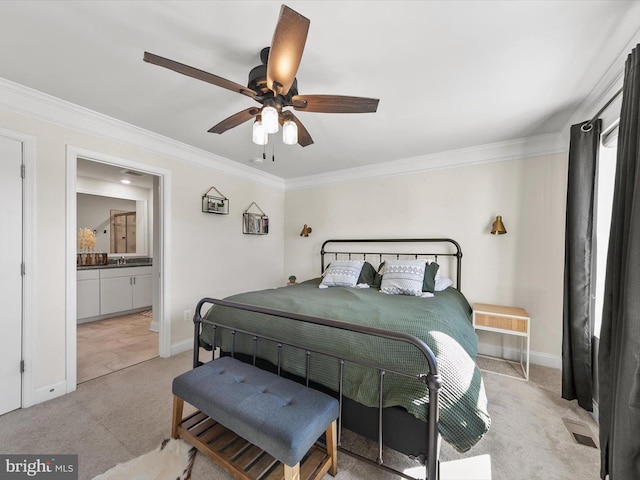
593, 122, 618, 338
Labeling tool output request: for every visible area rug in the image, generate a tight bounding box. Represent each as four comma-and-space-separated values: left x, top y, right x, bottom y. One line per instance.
92, 438, 195, 480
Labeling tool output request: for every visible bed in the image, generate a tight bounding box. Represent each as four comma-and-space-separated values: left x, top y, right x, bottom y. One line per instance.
194, 239, 490, 480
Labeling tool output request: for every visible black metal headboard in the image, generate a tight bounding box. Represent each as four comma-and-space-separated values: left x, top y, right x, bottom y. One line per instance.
320, 238, 463, 292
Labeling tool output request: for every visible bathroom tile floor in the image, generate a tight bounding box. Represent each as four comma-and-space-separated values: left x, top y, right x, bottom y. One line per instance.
77, 312, 158, 384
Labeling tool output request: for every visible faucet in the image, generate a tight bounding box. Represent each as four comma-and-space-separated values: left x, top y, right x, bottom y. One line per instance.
118, 256, 126, 265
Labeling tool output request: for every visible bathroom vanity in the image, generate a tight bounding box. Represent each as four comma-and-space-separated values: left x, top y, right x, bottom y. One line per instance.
77, 261, 152, 322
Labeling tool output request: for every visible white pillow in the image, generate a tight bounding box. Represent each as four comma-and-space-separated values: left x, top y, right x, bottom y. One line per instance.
434, 276, 453, 291
320, 260, 365, 288
380, 259, 426, 297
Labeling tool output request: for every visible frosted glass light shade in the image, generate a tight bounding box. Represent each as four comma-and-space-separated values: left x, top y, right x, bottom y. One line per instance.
262, 105, 279, 134
282, 119, 298, 145
252, 119, 268, 145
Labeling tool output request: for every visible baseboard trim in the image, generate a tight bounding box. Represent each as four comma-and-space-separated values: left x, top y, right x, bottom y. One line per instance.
170, 339, 193, 356
477, 342, 561, 369
76, 307, 151, 325
33, 381, 67, 406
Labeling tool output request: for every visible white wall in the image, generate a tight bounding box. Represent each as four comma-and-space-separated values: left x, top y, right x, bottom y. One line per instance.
284, 152, 568, 364
0, 107, 285, 401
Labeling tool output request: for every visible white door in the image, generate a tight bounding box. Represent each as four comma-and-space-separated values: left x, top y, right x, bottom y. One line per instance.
0, 136, 22, 415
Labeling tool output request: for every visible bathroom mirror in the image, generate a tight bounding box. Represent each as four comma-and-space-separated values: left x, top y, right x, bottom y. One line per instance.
77, 193, 150, 256
76, 158, 153, 257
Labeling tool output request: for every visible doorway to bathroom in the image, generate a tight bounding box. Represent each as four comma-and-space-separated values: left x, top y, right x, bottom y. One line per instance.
66, 147, 170, 389
76, 160, 157, 382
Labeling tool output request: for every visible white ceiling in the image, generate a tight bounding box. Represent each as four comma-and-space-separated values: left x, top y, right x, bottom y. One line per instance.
1, 1, 639, 179
77, 158, 154, 189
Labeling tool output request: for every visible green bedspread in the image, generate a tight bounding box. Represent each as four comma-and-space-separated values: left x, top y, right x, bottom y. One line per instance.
200, 278, 490, 452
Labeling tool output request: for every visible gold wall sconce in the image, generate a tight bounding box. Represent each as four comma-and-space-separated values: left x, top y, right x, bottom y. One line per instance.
300, 224, 312, 237
491, 215, 507, 235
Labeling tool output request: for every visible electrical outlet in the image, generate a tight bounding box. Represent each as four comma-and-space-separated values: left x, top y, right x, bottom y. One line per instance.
183, 309, 192, 322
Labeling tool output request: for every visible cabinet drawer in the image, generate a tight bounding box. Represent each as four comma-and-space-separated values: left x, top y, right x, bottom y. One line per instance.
474, 312, 528, 333
77, 269, 99, 281
99, 266, 153, 279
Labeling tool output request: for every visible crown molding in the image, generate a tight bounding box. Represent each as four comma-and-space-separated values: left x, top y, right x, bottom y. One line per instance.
0, 76, 568, 193
285, 132, 567, 190
287, 27, 640, 192
0, 77, 285, 189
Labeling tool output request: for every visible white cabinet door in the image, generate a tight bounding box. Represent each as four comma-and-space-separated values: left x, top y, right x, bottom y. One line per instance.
100, 276, 133, 315
132, 274, 152, 309
98, 266, 152, 315
77, 279, 100, 319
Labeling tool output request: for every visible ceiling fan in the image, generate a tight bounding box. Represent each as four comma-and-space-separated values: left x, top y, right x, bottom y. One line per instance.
143, 4, 379, 148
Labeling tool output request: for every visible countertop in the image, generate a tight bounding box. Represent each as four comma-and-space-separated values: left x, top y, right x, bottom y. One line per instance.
77, 260, 152, 270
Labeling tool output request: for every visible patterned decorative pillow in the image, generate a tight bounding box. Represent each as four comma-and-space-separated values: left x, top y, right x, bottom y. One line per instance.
380, 259, 427, 296
320, 260, 365, 288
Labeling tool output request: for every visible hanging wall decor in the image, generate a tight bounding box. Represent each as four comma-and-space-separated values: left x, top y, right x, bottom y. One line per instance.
243, 202, 269, 235
202, 186, 229, 215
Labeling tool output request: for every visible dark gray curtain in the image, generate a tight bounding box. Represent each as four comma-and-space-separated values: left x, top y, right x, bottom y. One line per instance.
562, 119, 601, 411
599, 44, 640, 480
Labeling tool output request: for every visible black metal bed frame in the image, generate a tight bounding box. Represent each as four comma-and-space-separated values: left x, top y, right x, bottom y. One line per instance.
320, 238, 463, 291
191, 238, 465, 480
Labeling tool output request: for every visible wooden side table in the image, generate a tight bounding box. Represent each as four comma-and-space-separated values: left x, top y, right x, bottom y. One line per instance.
472, 303, 530, 381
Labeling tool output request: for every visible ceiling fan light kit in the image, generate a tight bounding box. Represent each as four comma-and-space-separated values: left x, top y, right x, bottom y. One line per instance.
252, 117, 268, 146
282, 118, 298, 145
143, 4, 379, 150
261, 104, 280, 134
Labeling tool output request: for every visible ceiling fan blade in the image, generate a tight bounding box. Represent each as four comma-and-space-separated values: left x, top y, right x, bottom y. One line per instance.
291, 94, 379, 113
144, 52, 257, 99
208, 107, 260, 134
288, 112, 314, 147
266, 5, 310, 96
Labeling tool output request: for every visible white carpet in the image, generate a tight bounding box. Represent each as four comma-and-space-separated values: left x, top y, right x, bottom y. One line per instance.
92, 439, 195, 480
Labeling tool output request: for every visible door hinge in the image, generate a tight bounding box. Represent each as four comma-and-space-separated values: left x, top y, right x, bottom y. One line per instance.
21, 262, 26, 276
20, 164, 25, 179
20, 360, 25, 373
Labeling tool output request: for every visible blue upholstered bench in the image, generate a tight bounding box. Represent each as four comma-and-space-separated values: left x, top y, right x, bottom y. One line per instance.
172, 356, 339, 480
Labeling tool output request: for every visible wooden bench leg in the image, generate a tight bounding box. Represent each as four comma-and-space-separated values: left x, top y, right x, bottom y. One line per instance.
284, 463, 300, 480
172, 396, 184, 439
326, 420, 338, 476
